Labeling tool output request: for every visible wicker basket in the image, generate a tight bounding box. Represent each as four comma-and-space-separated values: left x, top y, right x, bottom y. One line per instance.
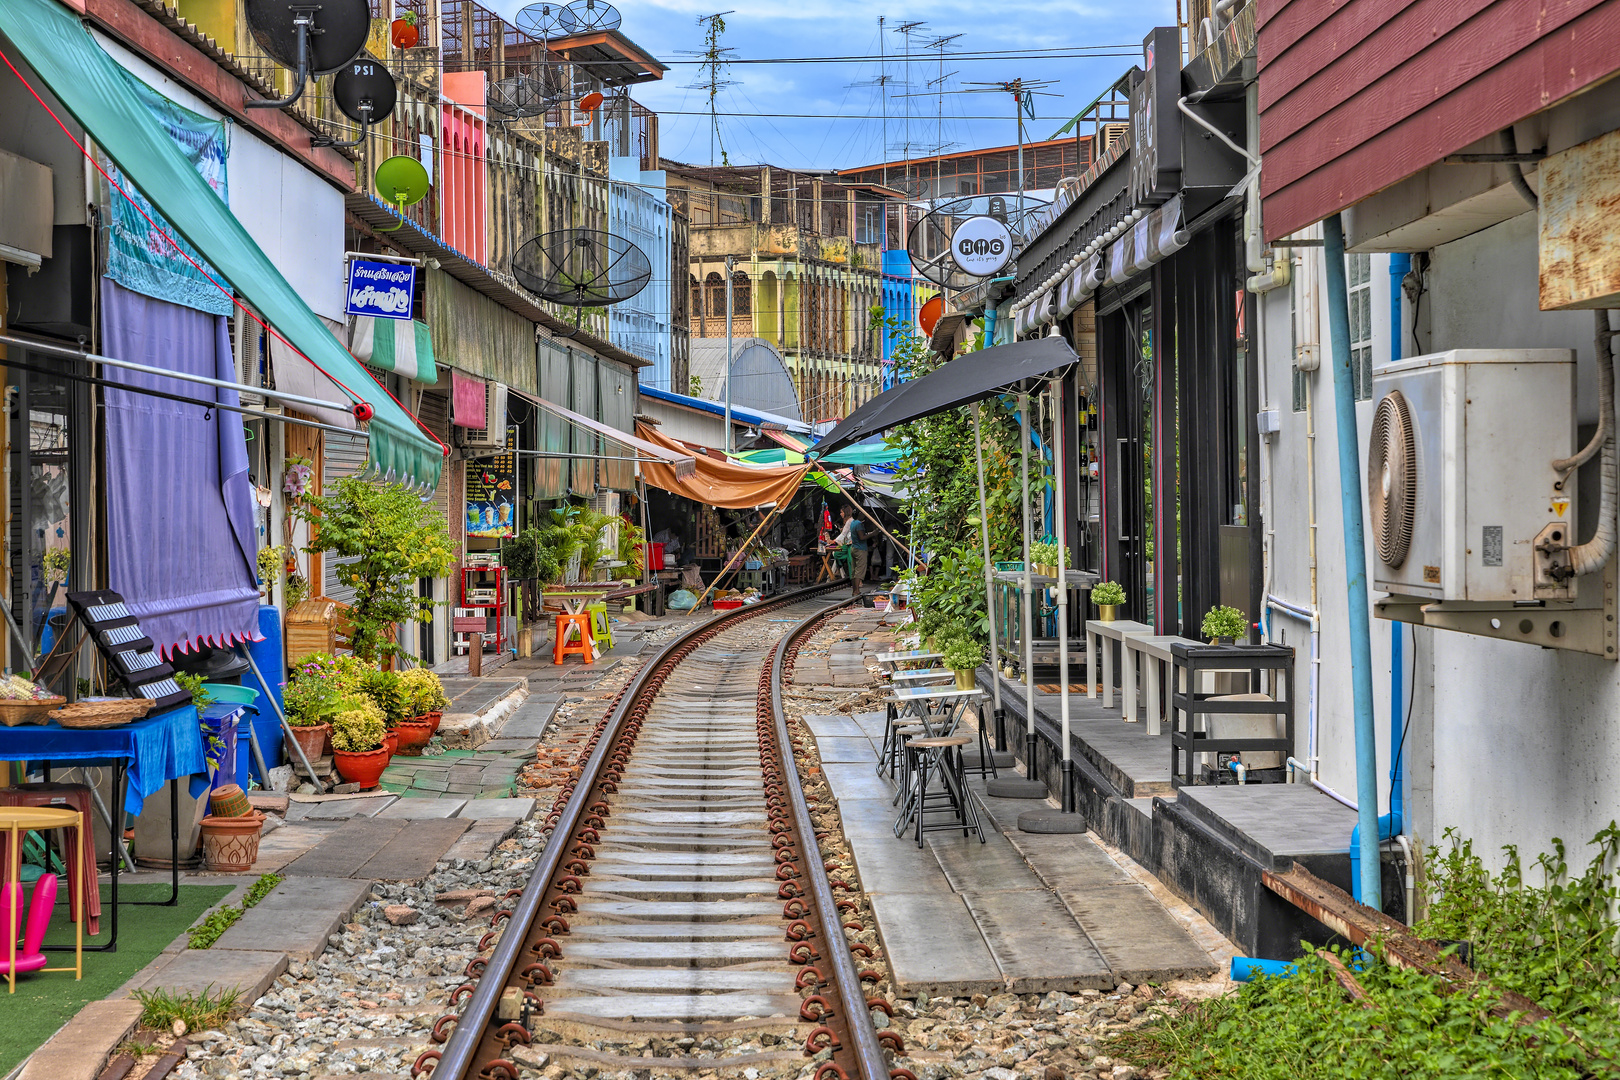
51, 699, 153, 728
0, 698, 65, 727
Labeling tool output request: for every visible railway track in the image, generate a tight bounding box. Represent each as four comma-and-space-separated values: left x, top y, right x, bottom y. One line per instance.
414, 584, 912, 1080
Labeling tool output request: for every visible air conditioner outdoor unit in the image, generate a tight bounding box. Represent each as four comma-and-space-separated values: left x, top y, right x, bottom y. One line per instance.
457, 382, 509, 448
1368, 349, 1576, 604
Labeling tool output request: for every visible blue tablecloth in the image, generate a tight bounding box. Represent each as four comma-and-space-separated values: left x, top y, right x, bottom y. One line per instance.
0, 703, 212, 814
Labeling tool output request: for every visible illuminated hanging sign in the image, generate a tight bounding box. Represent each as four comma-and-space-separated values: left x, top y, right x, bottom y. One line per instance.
950, 215, 1013, 277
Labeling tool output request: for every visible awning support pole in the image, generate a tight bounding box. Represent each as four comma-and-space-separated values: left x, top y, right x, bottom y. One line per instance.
1051, 373, 1075, 812
1020, 388, 1038, 772
238, 645, 326, 795
972, 402, 1007, 750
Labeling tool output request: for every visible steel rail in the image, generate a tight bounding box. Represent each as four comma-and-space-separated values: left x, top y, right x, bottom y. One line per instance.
418, 581, 856, 1080
768, 600, 905, 1080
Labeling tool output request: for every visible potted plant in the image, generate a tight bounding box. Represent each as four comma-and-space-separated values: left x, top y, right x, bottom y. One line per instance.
940, 633, 985, 691
330, 698, 391, 788
1201, 605, 1249, 644
369, 667, 430, 755
390, 9, 418, 48
296, 477, 455, 663
282, 657, 347, 761
399, 667, 449, 734
913, 609, 947, 652
1091, 581, 1125, 622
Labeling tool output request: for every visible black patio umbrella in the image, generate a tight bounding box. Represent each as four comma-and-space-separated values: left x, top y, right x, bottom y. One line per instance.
814, 335, 1078, 455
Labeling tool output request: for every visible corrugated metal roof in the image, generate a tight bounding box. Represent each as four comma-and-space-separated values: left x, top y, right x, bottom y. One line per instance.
687, 337, 803, 421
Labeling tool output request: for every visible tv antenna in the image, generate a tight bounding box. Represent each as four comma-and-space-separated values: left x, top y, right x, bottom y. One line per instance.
677, 12, 736, 167
512, 229, 652, 334
961, 77, 1061, 205
893, 21, 926, 179
313, 57, 397, 148
243, 0, 369, 110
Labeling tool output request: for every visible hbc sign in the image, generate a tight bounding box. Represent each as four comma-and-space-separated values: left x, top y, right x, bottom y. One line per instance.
950, 215, 1013, 277
346, 258, 416, 320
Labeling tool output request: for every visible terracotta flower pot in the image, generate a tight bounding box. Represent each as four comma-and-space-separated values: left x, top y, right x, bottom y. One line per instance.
200, 812, 265, 872
391, 17, 418, 48
384, 730, 399, 756
333, 746, 391, 789
419, 711, 443, 735
287, 723, 330, 764
393, 718, 434, 756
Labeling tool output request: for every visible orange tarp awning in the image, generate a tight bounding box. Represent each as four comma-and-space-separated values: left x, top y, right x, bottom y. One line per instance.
636, 423, 810, 510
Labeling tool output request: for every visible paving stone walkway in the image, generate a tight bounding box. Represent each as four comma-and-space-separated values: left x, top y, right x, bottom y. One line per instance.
807, 709, 1220, 996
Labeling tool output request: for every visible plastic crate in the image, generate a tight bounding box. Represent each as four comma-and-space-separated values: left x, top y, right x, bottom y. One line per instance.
994, 561, 1025, 572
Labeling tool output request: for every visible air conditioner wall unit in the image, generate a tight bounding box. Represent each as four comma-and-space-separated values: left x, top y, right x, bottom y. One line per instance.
1368, 349, 1576, 604
457, 382, 509, 448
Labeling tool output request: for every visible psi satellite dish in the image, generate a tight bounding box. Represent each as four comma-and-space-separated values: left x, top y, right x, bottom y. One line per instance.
244, 0, 369, 109
374, 155, 430, 232
512, 229, 651, 308
314, 58, 397, 147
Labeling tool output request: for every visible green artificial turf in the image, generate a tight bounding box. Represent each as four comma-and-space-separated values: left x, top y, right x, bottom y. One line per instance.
0, 882, 233, 1076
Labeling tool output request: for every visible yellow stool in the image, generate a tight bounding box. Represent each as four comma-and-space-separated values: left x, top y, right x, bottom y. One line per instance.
0, 806, 84, 991
586, 602, 615, 651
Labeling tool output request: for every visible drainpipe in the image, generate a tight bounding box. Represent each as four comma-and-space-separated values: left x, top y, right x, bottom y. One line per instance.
1351, 253, 1413, 905
1324, 214, 1383, 913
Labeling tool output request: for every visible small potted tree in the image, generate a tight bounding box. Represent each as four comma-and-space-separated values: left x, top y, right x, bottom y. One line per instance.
1201, 605, 1249, 645
399, 667, 450, 735
282, 671, 339, 763
330, 698, 391, 789
941, 632, 985, 691
1092, 581, 1125, 622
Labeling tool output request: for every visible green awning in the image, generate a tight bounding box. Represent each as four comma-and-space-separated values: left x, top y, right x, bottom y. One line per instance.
0, 0, 442, 489
351, 317, 438, 383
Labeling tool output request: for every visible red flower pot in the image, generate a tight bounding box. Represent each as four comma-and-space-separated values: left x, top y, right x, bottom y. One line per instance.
287, 723, 330, 765
393, 718, 434, 756
384, 729, 398, 756
391, 18, 419, 48
419, 711, 443, 735
333, 747, 391, 789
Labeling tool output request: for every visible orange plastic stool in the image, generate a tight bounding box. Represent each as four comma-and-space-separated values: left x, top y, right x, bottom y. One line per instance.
553, 612, 595, 665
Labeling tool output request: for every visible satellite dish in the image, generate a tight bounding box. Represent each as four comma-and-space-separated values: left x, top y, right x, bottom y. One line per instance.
333, 59, 397, 123
489, 75, 555, 120
515, 2, 570, 38
245, 0, 368, 76
918, 295, 944, 338
577, 91, 604, 113
559, 0, 621, 33
244, 0, 369, 110
314, 58, 396, 146
512, 229, 651, 307
374, 155, 430, 232
906, 193, 1050, 289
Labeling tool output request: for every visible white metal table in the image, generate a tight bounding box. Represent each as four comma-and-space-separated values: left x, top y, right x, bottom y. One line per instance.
1085, 619, 1154, 714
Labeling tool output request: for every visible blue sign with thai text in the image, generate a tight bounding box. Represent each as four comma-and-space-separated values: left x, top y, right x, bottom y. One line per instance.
345, 259, 416, 320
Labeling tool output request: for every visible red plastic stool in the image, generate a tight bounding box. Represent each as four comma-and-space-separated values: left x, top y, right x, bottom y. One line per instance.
553, 612, 595, 665
0, 784, 99, 935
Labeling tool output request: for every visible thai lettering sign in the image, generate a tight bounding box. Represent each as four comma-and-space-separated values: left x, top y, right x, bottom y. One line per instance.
345, 258, 416, 320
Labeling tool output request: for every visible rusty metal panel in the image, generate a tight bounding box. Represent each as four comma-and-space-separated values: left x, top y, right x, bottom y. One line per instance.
1540, 126, 1620, 311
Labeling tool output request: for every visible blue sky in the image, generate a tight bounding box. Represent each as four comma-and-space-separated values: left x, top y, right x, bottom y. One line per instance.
492, 0, 1180, 172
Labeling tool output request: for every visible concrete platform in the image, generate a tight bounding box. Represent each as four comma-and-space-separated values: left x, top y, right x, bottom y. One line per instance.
1175, 784, 1359, 867
133, 947, 289, 1000
212, 876, 374, 959
17, 998, 143, 1080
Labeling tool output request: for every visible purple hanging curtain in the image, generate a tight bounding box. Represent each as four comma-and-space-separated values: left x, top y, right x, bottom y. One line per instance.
100, 279, 260, 657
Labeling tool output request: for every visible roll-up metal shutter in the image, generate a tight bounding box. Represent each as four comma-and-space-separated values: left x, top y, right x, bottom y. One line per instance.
417, 390, 452, 526
535, 341, 571, 499
569, 351, 599, 496
598, 360, 636, 492
322, 431, 369, 603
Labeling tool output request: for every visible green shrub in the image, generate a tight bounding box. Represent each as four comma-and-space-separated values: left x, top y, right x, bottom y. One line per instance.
1200, 605, 1248, 641
362, 667, 412, 724
1091, 580, 1125, 606
399, 667, 449, 715
330, 702, 386, 752
941, 635, 984, 671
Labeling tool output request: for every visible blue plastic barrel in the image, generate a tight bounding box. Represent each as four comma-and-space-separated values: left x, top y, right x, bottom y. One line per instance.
240, 605, 286, 784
